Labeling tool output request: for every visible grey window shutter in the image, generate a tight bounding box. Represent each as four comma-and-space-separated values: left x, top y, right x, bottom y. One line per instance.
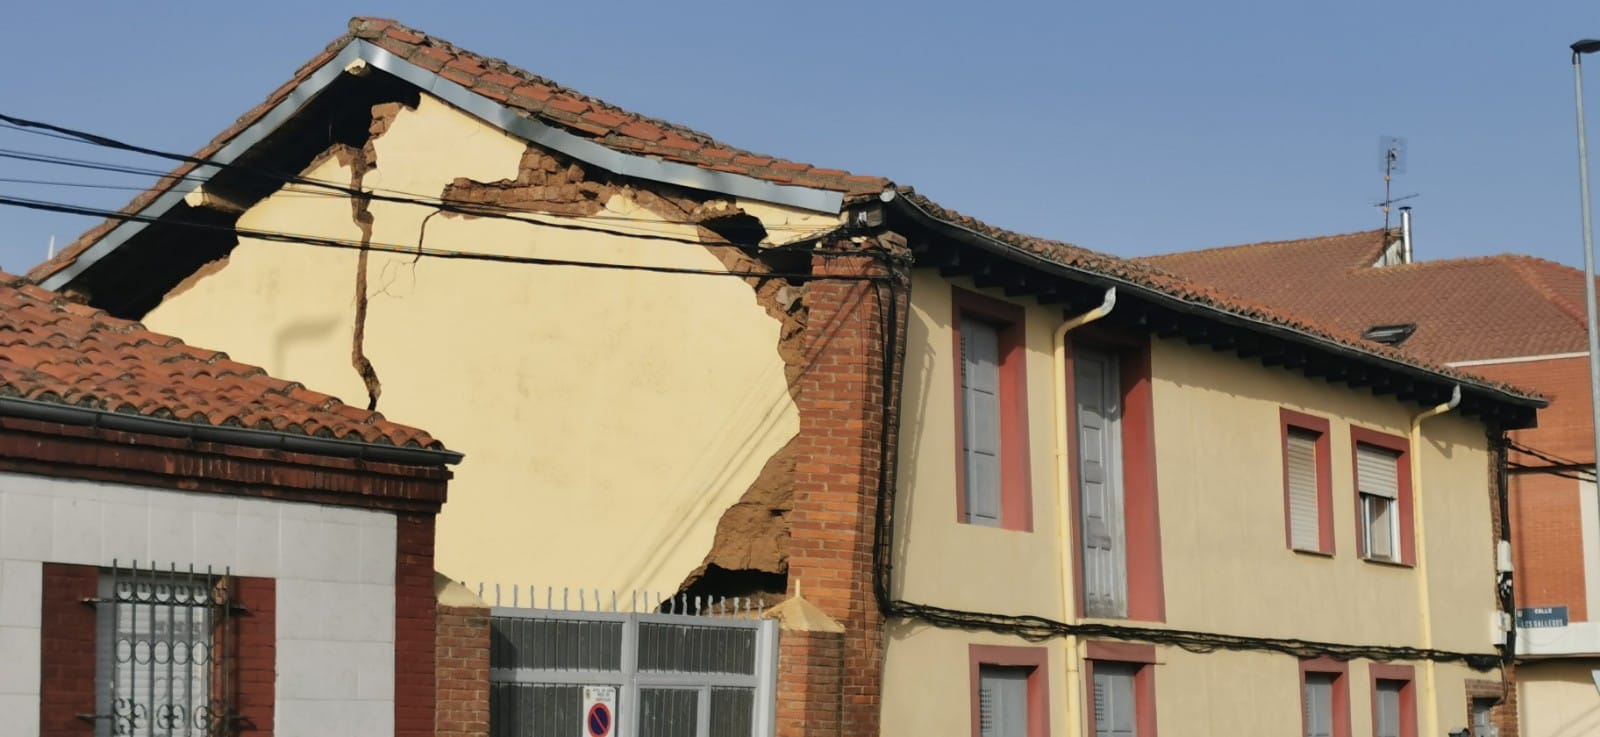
1093, 665, 1137, 737
1365, 495, 1396, 560
1356, 445, 1400, 499
1286, 430, 1320, 550
962, 317, 1002, 526
1304, 674, 1334, 737
1375, 682, 1402, 737
1076, 347, 1127, 618
979, 666, 1028, 737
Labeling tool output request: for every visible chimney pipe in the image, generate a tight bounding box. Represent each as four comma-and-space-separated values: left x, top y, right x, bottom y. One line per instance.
1400, 206, 1413, 264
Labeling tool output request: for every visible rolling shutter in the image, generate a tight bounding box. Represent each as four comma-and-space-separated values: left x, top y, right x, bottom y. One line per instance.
1374, 682, 1402, 737
1356, 445, 1399, 499
1286, 430, 1320, 550
962, 317, 1002, 526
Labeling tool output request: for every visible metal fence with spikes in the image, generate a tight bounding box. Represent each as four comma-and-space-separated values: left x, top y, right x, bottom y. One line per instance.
480, 584, 779, 737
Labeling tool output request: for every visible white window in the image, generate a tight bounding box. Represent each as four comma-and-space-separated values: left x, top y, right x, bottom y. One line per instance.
1374, 680, 1404, 737
978, 666, 1029, 737
1357, 444, 1402, 561
1092, 664, 1138, 737
95, 566, 224, 737
961, 316, 1002, 526
1286, 428, 1321, 551
1303, 673, 1335, 737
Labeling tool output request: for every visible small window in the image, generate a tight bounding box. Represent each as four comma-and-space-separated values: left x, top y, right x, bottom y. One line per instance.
1282, 409, 1333, 554
979, 666, 1029, 737
1471, 698, 1498, 737
1092, 663, 1139, 737
1357, 444, 1402, 562
94, 564, 232, 737
1304, 673, 1335, 737
1374, 680, 1405, 737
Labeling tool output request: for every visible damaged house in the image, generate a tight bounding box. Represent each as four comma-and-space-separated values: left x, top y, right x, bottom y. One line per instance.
28, 18, 1547, 737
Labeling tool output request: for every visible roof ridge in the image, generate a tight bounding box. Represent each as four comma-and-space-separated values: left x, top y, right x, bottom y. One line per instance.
1142, 227, 1390, 265
1497, 254, 1593, 330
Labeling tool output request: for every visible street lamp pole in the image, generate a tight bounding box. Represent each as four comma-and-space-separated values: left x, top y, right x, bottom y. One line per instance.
1574, 39, 1600, 585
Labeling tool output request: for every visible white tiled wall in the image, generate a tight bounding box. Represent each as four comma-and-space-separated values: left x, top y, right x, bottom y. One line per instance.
0, 471, 398, 737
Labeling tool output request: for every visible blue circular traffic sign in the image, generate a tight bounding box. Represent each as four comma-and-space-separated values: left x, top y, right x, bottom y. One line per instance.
587, 702, 612, 737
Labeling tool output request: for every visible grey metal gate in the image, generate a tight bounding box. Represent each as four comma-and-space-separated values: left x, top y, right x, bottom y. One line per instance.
488, 594, 778, 737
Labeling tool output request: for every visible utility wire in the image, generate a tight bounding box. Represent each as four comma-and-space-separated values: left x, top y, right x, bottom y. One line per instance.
0, 194, 881, 283
0, 113, 840, 233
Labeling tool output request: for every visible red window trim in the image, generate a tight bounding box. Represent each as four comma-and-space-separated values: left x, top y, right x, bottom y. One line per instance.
1369, 663, 1418, 737
1349, 426, 1415, 566
968, 644, 1050, 737
1281, 409, 1335, 555
1084, 641, 1158, 737
39, 563, 276, 737
1066, 327, 1165, 622
1299, 656, 1352, 737
952, 287, 1033, 531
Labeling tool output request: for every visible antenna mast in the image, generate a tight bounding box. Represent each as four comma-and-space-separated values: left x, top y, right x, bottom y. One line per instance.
1377, 136, 1417, 230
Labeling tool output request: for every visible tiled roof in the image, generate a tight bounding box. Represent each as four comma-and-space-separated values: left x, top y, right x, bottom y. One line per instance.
21, 16, 1542, 408
1142, 231, 1592, 364
0, 273, 443, 449
28, 17, 889, 283
902, 192, 1542, 400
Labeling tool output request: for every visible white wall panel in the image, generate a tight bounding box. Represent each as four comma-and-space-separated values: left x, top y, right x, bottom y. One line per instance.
0, 471, 399, 737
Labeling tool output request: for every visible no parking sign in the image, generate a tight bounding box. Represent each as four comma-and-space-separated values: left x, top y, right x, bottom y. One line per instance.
582, 686, 616, 737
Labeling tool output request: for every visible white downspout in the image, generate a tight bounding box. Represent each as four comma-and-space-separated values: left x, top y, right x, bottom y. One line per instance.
1409, 384, 1460, 737
1053, 288, 1116, 737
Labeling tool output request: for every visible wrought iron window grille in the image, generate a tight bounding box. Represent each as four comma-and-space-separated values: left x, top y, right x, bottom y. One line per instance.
81, 560, 246, 737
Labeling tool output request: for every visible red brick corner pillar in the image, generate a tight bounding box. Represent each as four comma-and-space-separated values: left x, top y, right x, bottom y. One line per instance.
397, 513, 439, 737
769, 595, 847, 737
436, 576, 491, 737
789, 248, 894, 737
40, 563, 98, 737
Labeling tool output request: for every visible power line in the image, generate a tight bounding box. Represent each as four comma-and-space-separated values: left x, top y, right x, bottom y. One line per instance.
0, 193, 880, 283
0, 112, 840, 235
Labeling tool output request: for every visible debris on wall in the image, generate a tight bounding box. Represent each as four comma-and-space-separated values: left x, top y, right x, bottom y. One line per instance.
441, 143, 813, 597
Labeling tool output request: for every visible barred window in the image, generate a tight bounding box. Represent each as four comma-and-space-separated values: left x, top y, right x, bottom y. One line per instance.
94, 562, 235, 737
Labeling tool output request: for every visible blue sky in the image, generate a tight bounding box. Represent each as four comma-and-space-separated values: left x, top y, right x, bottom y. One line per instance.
3, 1, 1598, 274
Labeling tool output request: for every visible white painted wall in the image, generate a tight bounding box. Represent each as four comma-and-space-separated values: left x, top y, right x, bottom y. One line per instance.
0, 470, 397, 737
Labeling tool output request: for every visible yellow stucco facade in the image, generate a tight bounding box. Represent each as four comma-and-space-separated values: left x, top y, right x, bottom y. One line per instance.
141, 95, 831, 594
883, 272, 1503, 736
1520, 659, 1600, 737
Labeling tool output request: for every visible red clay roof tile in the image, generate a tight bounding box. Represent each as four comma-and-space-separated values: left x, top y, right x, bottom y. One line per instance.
0, 273, 443, 450
1143, 231, 1594, 365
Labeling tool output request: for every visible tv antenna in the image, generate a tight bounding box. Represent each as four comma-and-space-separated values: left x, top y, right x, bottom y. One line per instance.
1376, 136, 1417, 230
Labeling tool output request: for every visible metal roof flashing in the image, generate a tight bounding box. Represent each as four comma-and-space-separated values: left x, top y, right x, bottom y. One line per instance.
40, 39, 844, 292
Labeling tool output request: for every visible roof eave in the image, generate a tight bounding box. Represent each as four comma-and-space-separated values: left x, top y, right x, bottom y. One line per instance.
39, 39, 845, 292
0, 395, 463, 467
887, 195, 1546, 422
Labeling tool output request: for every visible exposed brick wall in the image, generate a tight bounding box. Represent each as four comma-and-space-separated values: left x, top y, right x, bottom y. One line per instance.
39, 563, 97, 737
775, 630, 844, 737
1507, 471, 1586, 620
1493, 662, 1520, 737
234, 576, 276, 735
1474, 356, 1594, 466
397, 513, 439, 737
436, 605, 491, 737
788, 248, 896, 737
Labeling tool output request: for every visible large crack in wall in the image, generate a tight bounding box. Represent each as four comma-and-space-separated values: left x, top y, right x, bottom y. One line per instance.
443, 144, 808, 601
333, 102, 405, 411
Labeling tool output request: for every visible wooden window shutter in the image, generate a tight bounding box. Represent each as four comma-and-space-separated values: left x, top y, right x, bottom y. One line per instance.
1304, 674, 1334, 737
962, 317, 1002, 526
1092, 665, 1137, 737
1286, 429, 1320, 550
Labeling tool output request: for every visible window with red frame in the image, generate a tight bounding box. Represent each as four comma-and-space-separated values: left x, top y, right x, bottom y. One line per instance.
1281, 410, 1333, 555
952, 288, 1032, 531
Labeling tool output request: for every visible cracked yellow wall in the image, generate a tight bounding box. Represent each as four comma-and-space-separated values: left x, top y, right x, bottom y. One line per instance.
142, 95, 824, 593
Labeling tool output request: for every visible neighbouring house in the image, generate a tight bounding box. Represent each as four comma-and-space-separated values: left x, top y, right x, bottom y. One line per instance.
25, 18, 1548, 737
0, 272, 461, 736
1144, 217, 1600, 737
